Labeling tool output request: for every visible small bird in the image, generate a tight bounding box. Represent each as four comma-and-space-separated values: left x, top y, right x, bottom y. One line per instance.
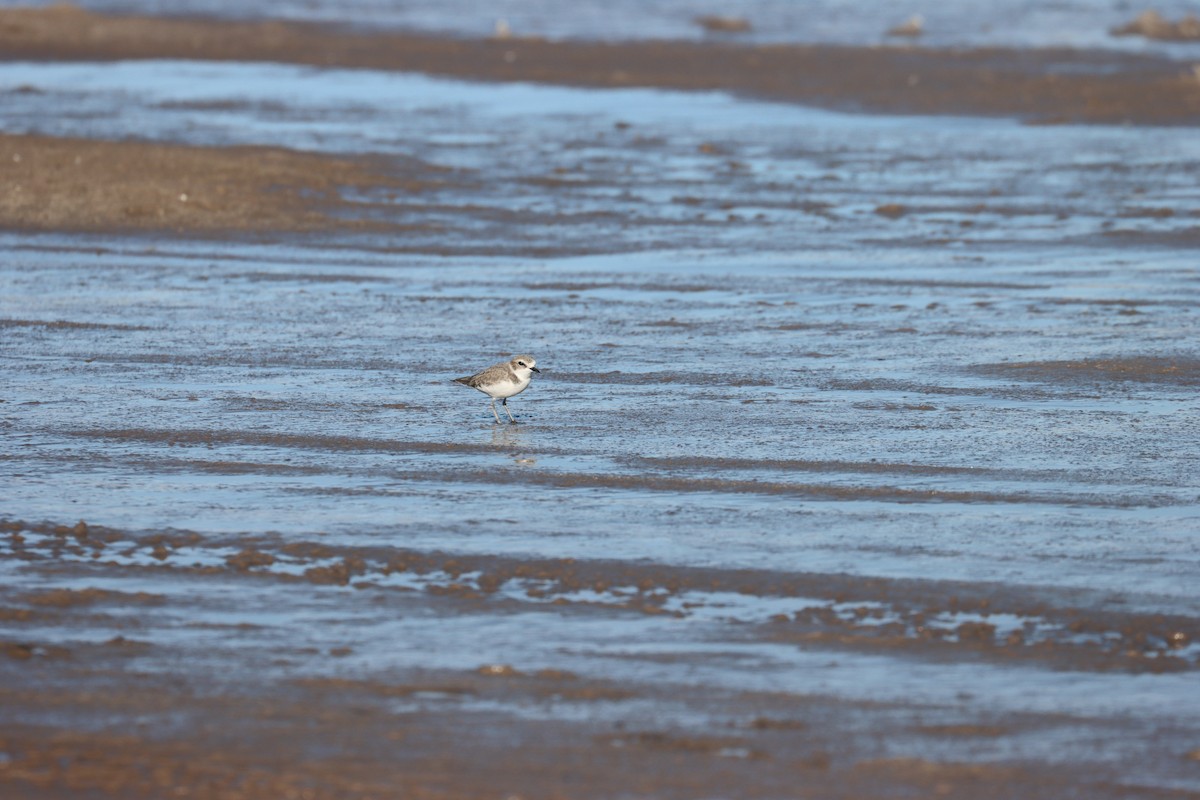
453, 355, 541, 424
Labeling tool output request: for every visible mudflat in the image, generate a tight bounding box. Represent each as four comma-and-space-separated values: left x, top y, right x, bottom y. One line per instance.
3, 5, 1200, 124
2, 5, 1199, 800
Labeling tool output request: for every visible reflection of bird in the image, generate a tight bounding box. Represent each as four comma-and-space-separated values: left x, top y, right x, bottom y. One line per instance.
453, 355, 541, 424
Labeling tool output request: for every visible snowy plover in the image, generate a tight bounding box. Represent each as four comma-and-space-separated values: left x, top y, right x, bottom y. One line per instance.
453, 355, 541, 424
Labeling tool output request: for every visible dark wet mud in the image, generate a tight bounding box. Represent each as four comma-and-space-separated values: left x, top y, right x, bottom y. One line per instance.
2, 5, 1200, 799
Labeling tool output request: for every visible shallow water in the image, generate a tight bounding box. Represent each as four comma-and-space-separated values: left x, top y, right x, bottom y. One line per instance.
2, 56, 1200, 793
4, 234, 1198, 600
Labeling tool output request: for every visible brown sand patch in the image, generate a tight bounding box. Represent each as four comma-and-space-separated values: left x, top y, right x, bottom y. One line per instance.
0, 607, 35, 622
22, 587, 163, 607
225, 548, 277, 571
913, 724, 1011, 737
1, 640, 69, 660
0, 318, 152, 331
977, 356, 1200, 386
0, 132, 429, 235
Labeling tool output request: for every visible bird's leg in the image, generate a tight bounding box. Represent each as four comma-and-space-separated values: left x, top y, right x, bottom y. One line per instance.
489, 399, 502, 424
502, 397, 517, 424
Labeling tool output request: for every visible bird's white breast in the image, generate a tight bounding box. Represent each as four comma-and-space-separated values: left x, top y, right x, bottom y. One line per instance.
478, 369, 531, 399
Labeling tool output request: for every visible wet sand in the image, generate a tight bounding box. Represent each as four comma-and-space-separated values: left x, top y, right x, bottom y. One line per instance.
3, 518, 1199, 799
1, 133, 435, 234
4, 5, 1200, 124
3, 5, 1200, 800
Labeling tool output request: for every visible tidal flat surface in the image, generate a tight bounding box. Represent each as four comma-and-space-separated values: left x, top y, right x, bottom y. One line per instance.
14, 0, 1200, 51
2, 57, 1200, 799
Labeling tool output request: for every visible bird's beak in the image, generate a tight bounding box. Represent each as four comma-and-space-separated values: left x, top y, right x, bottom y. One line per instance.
531, 366, 541, 373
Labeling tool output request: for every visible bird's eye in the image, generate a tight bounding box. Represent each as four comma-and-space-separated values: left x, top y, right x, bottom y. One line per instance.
518, 361, 526, 366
